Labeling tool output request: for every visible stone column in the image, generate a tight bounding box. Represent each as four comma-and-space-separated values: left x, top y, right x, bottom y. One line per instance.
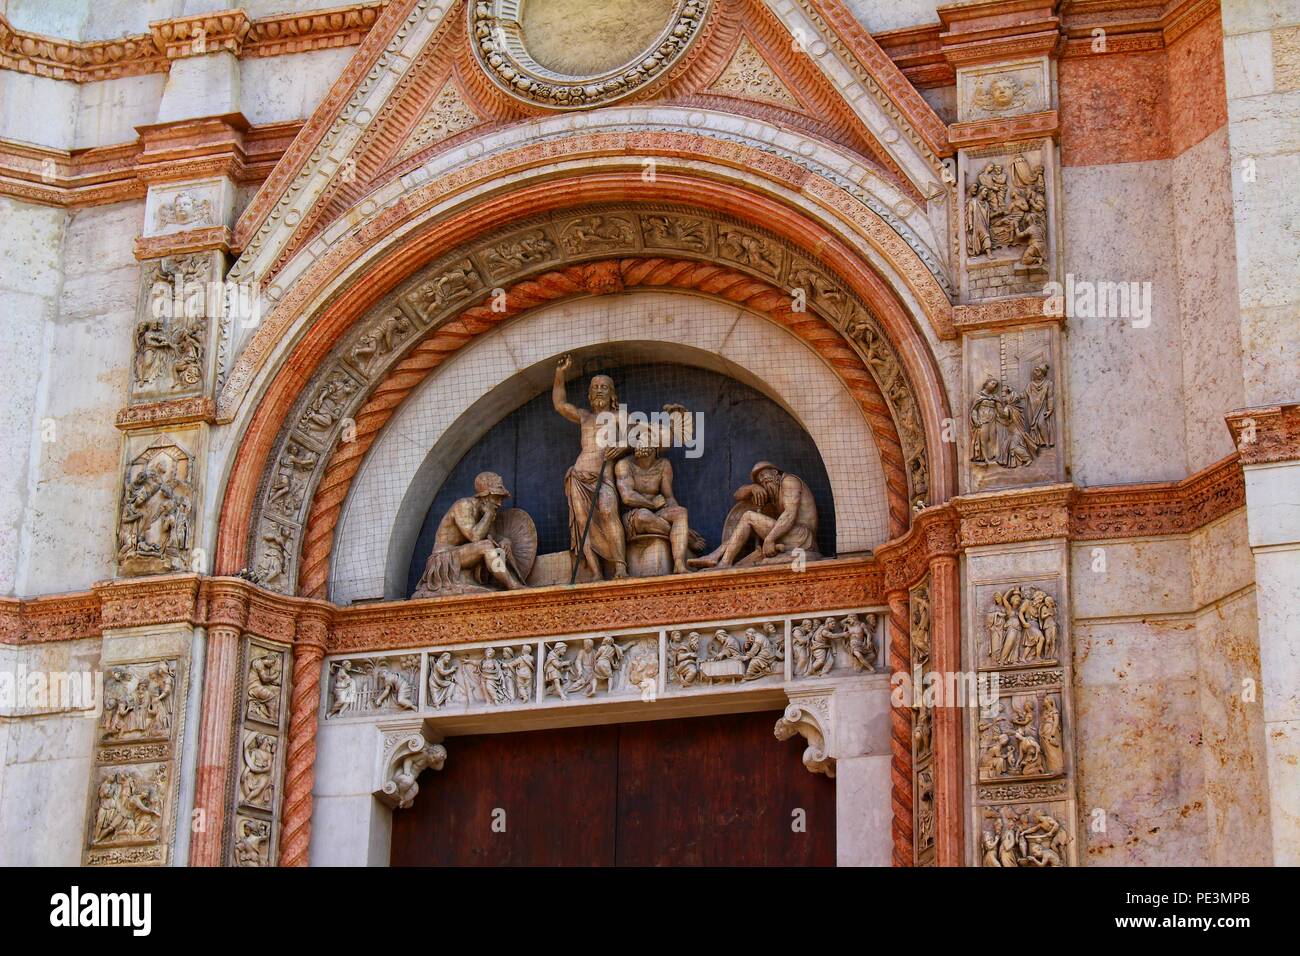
279, 607, 329, 867
886, 588, 913, 865
928, 553, 964, 866
187, 583, 245, 865
1221, 0, 1300, 866
1228, 407, 1300, 864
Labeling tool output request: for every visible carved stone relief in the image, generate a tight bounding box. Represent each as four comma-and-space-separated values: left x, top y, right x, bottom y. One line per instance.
83, 649, 188, 867
101, 661, 177, 743
790, 613, 880, 680
774, 693, 835, 776
251, 206, 930, 594
144, 180, 230, 237
116, 432, 200, 577
956, 60, 1050, 123
967, 565, 1079, 866
397, 81, 481, 161
909, 580, 935, 866
470, 0, 711, 110
962, 324, 1063, 493
958, 139, 1056, 302
225, 637, 291, 867
326, 655, 421, 718
543, 635, 660, 700
708, 35, 801, 111
979, 802, 1074, 867
376, 727, 447, 810
130, 253, 220, 402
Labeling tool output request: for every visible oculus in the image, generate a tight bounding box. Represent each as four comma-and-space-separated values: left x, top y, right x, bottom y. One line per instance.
470, 0, 710, 109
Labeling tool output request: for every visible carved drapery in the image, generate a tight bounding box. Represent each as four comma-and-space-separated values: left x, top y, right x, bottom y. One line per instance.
225, 636, 292, 866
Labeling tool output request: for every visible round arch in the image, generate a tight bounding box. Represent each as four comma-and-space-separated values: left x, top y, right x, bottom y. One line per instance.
213, 173, 959, 586
329, 291, 890, 604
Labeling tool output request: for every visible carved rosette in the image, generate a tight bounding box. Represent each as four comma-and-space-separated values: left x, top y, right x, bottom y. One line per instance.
469, 0, 711, 110
249, 206, 929, 595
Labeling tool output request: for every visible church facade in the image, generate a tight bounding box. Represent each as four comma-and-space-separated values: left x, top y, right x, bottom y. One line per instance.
0, 0, 1295, 867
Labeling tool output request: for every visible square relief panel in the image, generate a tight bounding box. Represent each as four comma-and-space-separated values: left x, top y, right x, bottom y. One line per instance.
665, 622, 785, 689
957, 58, 1052, 123
977, 799, 1076, 867
973, 580, 1062, 671
129, 252, 223, 403
143, 178, 234, 237
115, 427, 204, 577
540, 634, 660, 701
325, 654, 422, 719
957, 138, 1057, 302
427, 641, 545, 709
788, 612, 881, 681
976, 687, 1068, 783
962, 324, 1064, 493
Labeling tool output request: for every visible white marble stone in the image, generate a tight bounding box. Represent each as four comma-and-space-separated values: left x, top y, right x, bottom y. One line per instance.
835, 754, 892, 866
0, 73, 78, 149
239, 48, 358, 125
308, 793, 392, 867
157, 51, 241, 124
1062, 160, 1188, 485
1243, 461, 1300, 548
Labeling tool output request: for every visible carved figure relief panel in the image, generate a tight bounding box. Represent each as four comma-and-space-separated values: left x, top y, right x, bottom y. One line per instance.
83, 647, 189, 867
909, 580, 935, 866
956, 59, 1051, 123
327, 655, 422, 719
227, 638, 291, 867
143, 179, 232, 237
251, 205, 931, 594
116, 428, 203, 577
962, 324, 1064, 494
965, 553, 1079, 867
129, 252, 222, 403
322, 609, 883, 724
957, 138, 1057, 302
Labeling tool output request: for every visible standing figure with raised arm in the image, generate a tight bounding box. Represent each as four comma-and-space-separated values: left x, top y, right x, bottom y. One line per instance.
553, 355, 627, 580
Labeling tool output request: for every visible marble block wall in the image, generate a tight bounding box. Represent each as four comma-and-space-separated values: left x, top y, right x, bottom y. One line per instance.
0, 637, 101, 866
1061, 11, 1243, 485
1070, 510, 1270, 865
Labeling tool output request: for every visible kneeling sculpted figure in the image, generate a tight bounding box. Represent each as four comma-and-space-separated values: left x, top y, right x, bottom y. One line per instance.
689, 461, 820, 569
413, 471, 531, 597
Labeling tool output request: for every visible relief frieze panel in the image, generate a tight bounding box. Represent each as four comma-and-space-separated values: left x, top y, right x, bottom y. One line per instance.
225, 636, 291, 866
962, 324, 1064, 494
116, 430, 202, 578
129, 252, 222, 404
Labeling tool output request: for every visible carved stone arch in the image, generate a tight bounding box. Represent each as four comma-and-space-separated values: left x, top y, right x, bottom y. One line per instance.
214, 186, 959, 587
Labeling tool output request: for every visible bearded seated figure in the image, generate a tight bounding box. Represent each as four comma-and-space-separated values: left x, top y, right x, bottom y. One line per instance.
688, 461, 821, 570
614, 431, 705, 577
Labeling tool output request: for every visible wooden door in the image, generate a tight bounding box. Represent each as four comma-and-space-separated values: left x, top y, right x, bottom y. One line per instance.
390, 710, 836, 866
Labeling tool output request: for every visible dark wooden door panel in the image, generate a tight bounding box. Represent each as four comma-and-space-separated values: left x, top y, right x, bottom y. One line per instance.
615, 710, 835, 866
390, 724, 618, 866
390, 710, 835, 866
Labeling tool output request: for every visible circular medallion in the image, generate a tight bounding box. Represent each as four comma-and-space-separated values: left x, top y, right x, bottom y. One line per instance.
470, 0, 710, 110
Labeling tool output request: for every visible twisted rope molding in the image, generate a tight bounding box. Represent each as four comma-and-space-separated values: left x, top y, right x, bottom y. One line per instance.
296, 256, 911, 600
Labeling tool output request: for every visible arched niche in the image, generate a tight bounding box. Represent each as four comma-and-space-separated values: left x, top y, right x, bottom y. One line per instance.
329, 290, 890, 604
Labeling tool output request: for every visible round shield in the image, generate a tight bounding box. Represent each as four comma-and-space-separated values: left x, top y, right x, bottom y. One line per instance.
491, 508, 538, 582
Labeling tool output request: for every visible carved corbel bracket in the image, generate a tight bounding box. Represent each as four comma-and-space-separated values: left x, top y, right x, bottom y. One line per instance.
373, 721, 447, 810
774, 691, 836, 778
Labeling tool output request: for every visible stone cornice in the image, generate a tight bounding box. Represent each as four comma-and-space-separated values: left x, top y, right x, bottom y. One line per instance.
1225, 405, 1300, 467
948, 109, 1059, 148
115, 397, 217, 431
1072, 452, 1246, 539
953, 294, 1055, 332
0, 120, 301, 209
938, 0, 1063, 68
875, 506, 959, 594
0, 3, 383, 82
133, 227, 232, 261
953, 483, 1074, 548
